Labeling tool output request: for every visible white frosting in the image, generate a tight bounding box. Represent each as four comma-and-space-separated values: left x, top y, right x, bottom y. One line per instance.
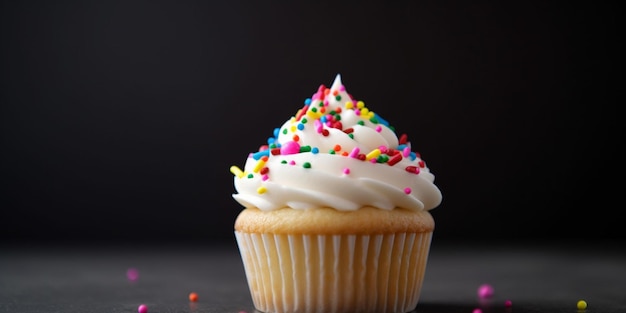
232, 74, 442, 211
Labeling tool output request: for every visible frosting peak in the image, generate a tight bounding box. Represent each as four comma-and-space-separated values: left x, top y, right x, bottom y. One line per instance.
231, 75, 442, 212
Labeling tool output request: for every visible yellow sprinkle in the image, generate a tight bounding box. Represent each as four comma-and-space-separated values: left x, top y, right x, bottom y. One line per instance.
577, 300, 587, 310
306, 109, 321, 119
365, 149, 381, 161
356, 101, 365, 109
230, 166, 244, 178
290, 125, 297, 132
367, 111, 375, 119
253, 159, 266, 173
345, 101, 353, 109
257, 186, 267, 194
361, 108, 369, 116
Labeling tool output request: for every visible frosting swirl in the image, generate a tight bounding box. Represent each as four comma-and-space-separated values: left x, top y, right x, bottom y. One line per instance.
231, 74, 442, 211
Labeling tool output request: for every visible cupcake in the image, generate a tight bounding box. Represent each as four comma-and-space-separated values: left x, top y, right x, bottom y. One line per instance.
230, 74, 442, 313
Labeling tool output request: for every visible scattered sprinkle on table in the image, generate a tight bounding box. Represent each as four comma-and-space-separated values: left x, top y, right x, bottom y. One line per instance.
504, 299, 512, 307
577, 299, 587, 310
189, 292, 198, 302
126, 268, 139, 281
137, 304, 148, 313
477, 283, 494, 299
472, 308, 482, 313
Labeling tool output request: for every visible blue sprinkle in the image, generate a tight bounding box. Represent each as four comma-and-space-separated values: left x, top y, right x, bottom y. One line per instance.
273, 127, 280, 138
304, 98, 312, 105
374, 113, 390, 126
311, 147, 319, 154
252, 150, 270, 160
297, 123, 305, 130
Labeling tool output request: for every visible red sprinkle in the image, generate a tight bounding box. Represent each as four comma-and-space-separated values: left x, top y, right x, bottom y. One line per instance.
405, 166, 420, 174
322, 129, 329, 136
399, 133, 408, 144
270, 148, 281, 155
387, 154, 402, 166
260, 167, 269, 175
295, 105, 309, 121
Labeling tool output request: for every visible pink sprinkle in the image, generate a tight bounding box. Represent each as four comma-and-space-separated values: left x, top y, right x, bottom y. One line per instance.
261, 174, 269, 181
314, 120, 323, 133
378, 145, 388, 153
238, 311, 247, 313
339, 85, 345, 91
478, 284, 494, 299
138, 304, 148, 313
288, 160, 296, 165
402, 147, 411, 157
323, 100, 329, 106
504, 299, 512, 307
349, 147, 360, 158
343, 168, 350, 175
369, 158, 377, 164
354, 109, 360, 116
472, 309, 482, 313
404, 187, 411, 194
126, 268, 139, 281
280, 141, 301, 155
375, 125, 382, 132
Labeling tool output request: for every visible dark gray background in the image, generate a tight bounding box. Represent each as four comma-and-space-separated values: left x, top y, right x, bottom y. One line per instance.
1, 0, 623, 246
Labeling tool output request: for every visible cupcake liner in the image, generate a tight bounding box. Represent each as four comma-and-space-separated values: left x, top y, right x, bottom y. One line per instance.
235, 231, 433, 313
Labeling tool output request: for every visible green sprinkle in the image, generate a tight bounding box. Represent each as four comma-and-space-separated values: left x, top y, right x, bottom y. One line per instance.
311, 107, 318, 113
369, 117, 379, 124
357, 120, 365, 126
348, 134, 354, 139
335, 95, 341, 101
282, 128, 288, 134
329, 150, 336, 154
300, 145, 311, 152
269, 143, 277, 149
303, 162, 311, 168
280, 160, 287, 164
247, 174, 254, 178
301, 118, 307, 124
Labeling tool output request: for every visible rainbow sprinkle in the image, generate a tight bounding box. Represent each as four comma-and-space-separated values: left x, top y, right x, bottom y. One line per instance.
230, 76, 430, 194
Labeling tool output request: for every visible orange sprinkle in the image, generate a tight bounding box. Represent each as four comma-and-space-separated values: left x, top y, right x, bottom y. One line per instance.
189, 292, 198, 302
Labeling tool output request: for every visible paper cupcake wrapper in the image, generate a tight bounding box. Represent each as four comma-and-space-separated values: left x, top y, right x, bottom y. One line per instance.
235, 232, 433, 313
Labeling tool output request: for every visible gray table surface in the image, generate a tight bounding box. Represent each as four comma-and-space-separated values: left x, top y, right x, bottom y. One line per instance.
1, 240, 625, 313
